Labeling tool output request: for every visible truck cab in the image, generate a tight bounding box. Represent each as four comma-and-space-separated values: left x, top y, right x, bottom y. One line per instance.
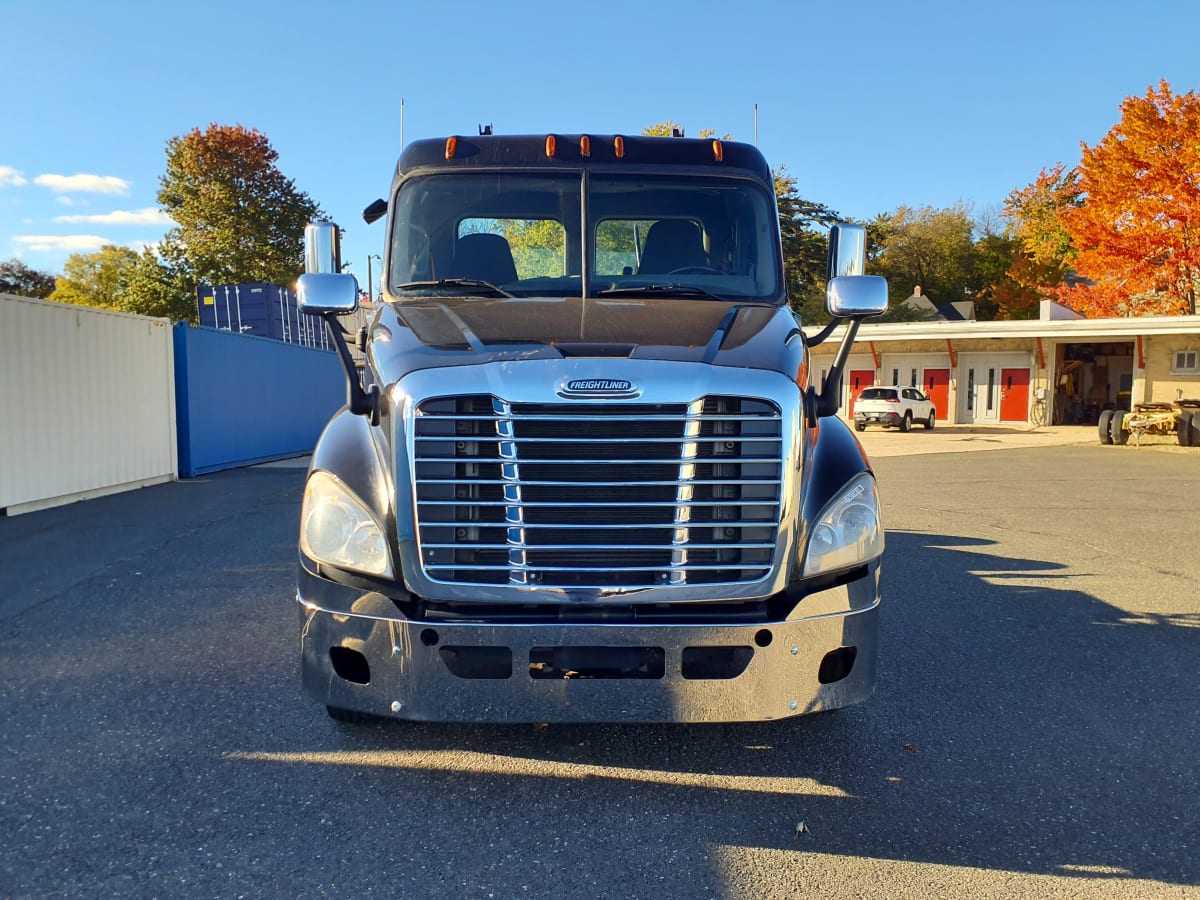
295, 133, 888, 723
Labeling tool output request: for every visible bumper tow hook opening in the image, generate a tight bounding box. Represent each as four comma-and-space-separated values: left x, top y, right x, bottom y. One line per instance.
817, 646, 857, 684
329, 646, 371, 685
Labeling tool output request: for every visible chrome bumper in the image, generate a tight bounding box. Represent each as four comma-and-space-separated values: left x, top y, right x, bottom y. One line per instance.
297, 565, 879, 724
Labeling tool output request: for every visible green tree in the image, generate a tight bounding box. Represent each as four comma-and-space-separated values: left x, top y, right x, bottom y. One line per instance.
0, 259, 57, 298
643, 120, 684, 137
49, 245, 140, 309
775, 167, 841, 324
641, 121, 731, 140
970, 225, 1022, 320
123, 244, 197, 321
157, 124, 324, 298
866, 203, 979, 312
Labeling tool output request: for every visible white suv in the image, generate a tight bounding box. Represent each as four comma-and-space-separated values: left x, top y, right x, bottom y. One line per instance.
854, 385, 937, 432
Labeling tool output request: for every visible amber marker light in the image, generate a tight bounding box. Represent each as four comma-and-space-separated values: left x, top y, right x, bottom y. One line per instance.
545, 135, 557, 157
614, 135, 625, 158
580, 135, 591, 157
445, 137, 458, 159
712, 140, 724, 162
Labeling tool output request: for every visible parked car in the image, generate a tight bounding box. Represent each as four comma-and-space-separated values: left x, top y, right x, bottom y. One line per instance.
854, 385, 936, 432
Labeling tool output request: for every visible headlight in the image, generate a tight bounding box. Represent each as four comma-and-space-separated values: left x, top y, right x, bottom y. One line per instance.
300, 471, 393, 578
802, 472, 884, 577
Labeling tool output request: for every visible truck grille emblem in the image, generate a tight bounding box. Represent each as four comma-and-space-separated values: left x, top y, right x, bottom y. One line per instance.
560, 379, 638, 397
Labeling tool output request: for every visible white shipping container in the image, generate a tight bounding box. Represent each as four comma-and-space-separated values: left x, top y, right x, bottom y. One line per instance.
0, 294, 177, 515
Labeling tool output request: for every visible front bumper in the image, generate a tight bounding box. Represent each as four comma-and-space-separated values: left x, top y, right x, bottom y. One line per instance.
297, 564, 880, 723
855, 411, 901, 426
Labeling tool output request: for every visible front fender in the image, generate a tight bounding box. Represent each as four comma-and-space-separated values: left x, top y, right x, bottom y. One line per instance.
799, 415, 874, 561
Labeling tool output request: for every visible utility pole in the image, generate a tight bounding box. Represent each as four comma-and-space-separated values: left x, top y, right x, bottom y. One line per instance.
367, 254, 382, 303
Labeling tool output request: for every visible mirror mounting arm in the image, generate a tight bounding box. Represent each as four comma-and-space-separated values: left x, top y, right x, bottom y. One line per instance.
317, 311, 381, 425
805, 318, 840, 348
807, 316, 865, 425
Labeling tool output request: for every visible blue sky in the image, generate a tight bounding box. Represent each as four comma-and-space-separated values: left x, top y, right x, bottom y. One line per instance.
3, 0, 1197, 293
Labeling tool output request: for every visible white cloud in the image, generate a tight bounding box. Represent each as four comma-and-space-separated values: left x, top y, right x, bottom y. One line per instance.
56, 196, 78, 206
54, 207, 173, 226
34, 173, 130, 195
0, 166, 28, 188
14, 234, 118, 253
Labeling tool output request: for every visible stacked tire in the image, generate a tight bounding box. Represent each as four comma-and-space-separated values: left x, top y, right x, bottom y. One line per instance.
1110, 409, 1130, 445
1180, 411, 1196, 447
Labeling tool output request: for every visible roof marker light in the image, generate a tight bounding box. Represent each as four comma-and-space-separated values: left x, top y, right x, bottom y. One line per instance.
712, 140, 724, 162
614, 135, 625, 158
445, 137, 458, 159
580, 135, 591, 157
545, 135, 557, 158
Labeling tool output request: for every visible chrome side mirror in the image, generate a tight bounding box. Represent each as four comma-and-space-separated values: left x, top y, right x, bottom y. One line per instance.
826, 275, 888, 318
296, 273, 360, 316
825, 223, 887, 318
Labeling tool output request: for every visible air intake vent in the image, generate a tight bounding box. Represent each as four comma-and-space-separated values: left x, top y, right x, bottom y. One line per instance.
413, 395, 783, 589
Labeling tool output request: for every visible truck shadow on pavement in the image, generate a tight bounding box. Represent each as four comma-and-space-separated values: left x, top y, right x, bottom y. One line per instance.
233, 530, 1199, 891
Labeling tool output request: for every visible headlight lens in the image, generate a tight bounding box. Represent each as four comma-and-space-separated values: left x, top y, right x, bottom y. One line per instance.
802, 473, 884, 577
300, 471, 393, 577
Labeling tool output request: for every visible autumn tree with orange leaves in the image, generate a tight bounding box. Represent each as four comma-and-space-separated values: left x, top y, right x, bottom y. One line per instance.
1010, 82, 1199, 317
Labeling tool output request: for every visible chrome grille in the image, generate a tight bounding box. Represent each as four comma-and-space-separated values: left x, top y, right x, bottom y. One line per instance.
413, 395, 783, 588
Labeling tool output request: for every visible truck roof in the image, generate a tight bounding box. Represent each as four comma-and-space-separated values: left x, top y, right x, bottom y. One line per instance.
394, 134, 773, 181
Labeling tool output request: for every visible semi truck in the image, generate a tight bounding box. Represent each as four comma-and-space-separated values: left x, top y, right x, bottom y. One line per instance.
294, 132, 889, 723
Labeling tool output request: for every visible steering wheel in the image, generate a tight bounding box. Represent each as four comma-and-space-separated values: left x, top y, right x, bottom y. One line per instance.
667, 266, 722, 275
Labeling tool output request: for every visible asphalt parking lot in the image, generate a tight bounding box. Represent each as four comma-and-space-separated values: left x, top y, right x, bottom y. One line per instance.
1, 432, 1197, 898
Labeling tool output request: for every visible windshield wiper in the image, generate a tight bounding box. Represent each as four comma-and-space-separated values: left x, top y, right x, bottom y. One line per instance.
597, 283, 728, 302
393, 279, 513, 298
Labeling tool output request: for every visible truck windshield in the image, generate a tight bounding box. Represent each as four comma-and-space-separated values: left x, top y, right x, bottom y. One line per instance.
387, 171, 782, 302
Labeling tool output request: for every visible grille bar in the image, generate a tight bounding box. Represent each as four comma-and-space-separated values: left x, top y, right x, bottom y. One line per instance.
417, 500, 779, 508
417, 478, 781, 486
414, 395, 784, 589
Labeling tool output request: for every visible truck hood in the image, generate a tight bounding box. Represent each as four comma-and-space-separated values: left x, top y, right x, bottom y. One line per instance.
368, 296, 804, 381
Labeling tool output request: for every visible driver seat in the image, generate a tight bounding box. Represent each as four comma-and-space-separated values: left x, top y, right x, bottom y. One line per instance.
450, 233, 518, 285
638, 220, 707, 274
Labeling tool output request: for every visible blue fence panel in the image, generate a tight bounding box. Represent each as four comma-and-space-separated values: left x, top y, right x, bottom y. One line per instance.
173, 323, 345, 477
